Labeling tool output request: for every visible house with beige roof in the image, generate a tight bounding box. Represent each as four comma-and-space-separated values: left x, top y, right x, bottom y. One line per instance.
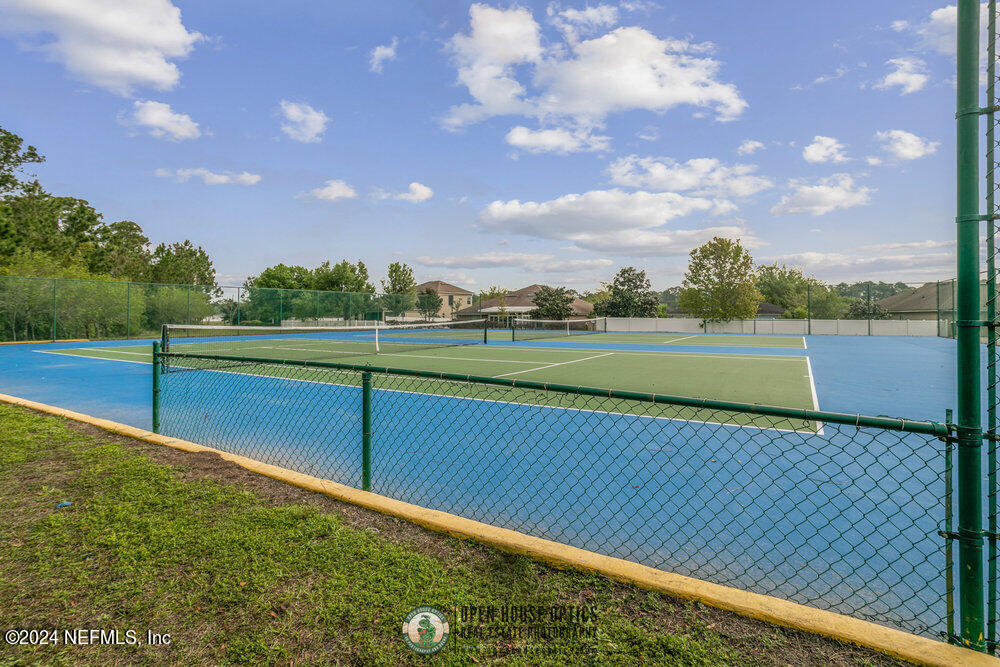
406, 280, 475, 319
455, 284, 594, 319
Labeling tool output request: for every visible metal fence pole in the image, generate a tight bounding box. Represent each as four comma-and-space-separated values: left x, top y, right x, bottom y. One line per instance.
807, 283, 811, 335
956, 0, 986, 649
361, 371, 372, 491
237, 286, 242, 326
51, 278, 57, 341
186, 285, 191, 324
125, 282, 131, 340
867, 282, 872, 336
152, 341, 161, 434
988, 0, 1000, 651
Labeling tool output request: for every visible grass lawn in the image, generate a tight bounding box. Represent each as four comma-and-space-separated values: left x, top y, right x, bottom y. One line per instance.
0, 402, 900, 665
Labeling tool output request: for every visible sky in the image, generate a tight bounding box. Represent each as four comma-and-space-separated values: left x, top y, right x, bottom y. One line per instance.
0, 0, 970, 291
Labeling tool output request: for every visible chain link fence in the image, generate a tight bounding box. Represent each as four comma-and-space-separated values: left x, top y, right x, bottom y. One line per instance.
154, 349, 950, 638
0, 275, 482, 342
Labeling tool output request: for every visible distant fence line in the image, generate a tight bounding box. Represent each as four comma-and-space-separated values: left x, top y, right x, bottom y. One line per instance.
608, 317, 943, 337
0, 275, 478, 343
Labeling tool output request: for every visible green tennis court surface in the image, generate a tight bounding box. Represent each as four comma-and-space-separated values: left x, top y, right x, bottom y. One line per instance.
537, 333, 806, 348
48, 340, 818, 430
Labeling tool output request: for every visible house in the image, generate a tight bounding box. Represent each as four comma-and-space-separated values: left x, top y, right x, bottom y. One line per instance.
455, 284, 594, 319
878, 281, 961, 321
409, 280, 475, 319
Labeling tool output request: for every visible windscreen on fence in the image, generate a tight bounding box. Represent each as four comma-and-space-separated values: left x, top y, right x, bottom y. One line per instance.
0, 275, 483, 342
153, 347, 950, 640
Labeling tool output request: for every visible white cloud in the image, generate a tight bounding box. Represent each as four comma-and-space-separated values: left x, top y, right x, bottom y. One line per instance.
866, 156, 883, 166
548, 3, 619, 42
125, 100, 200, 140
737, 139, 764, 155
279, 100, 329, 143
770, 174, 873, 216
875, 129, 939, 160
637, 126, 659, 141
443, 6, 745, 134
505, 125, 610, 154
369, 37, 398, 73
874, 58, 929, 95
607, 155, 773, 198
394, 182, 434, 202
155, 168, 260, 185
0, 0, 203, 96
478, 188, 752, 255
890, 20, 909, 32
417, 252, 552, 268
304, 180, 357, 201
770, 249, 953, 278
802, 136, 849, 164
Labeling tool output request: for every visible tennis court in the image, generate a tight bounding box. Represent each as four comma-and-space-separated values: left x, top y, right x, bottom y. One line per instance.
44, 319, 819, 429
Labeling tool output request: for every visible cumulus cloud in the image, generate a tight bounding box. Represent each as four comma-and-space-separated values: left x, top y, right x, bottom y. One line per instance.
548, 3, 620, 42
802, 136, 849, 164
875, 129, 939, 160
768, 249, 953, 280
416, 251, 613, 273
124, 100, 200, 140
737, 139, 764, 155
0, 0, 203, 96
155, 168, 260, 185
770, 174, 873, 216
443, 5, 745, 147
279, 100, 329, 143
304, 180, 357, 201
505, 126, 610, 154
607, 155, 773, 198
394, 182, 434, 202
369, 37, 398, 73
874, 58, 929, 95
477, 188, 752, 255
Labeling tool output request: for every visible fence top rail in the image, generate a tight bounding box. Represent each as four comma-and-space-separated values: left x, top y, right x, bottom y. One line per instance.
156, 349, 948, 436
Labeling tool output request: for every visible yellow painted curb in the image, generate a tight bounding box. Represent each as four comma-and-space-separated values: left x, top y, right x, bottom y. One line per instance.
0, 392, 994, 667
0, 338, 90, 345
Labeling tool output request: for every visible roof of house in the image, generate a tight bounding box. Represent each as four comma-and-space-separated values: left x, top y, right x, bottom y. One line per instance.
878, 282, 950, 313
415, 280, 473, 295
455, 284, 594, 317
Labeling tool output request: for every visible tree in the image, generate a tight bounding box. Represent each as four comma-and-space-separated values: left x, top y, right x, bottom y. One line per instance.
531, 285, 574, 320
0, 181, 103, 265
416, 288, 442, 320
806, 280, 847, 319
312, 259, 374, 293
146, 241, 216, 285
246, 264, 312, 290
380, 262, 417, 317
678, 237, 761, 323
658, 286, 682, 308
0, 125, 44, 195
845, 298, 891, 320
595, 267, 659, 317
86, 220, 151, 279
756, 264, 809, 311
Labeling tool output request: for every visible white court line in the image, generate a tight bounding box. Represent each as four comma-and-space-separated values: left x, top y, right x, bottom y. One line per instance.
805, 356, 824, 436
492, 352, 614, 378
663, 334, 696, 343
35, 349, 150, 365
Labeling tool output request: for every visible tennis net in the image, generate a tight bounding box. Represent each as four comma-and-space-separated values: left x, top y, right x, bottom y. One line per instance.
162, 319, 487, 363
511, 317, 607, 341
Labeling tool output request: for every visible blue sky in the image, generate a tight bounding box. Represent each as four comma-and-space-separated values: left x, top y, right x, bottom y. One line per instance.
0, 1, 966, 291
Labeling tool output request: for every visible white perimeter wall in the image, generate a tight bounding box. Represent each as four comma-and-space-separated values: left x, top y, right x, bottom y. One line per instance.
606, 317, 939, 337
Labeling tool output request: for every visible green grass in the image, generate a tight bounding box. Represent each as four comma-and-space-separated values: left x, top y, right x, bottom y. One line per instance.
0, 403, 900, 665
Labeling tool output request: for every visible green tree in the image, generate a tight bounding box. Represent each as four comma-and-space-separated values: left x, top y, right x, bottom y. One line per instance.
0, 181, 103, 265
678, 237, 762, 323
86, 220, 151, 279
845, 298, 891, 320
595, 267, 659, 317
531, 285, 574, 320
416, 288, 442, 320
756, 264, 809, 311
380, 262, 417, 317
658, 286, 681, 308
246, 264, 312, 289
806, 280, 847, 319
147, 241, 216, 285
0, 125, 44, 195
312, 259, 375, 292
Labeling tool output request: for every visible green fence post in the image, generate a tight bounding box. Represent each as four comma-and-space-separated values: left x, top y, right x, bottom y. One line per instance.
186, 285, 192, 324
807, 282, 811, 335
956, 0, 986, 650
361, 371, 372, 491
51, 278, 57, 341
279, 290, 283, 326
125, 282, 131, 340
236, 286, 242, 326
867, 282, 872, 336
989, 0, 999, 651
152, 341, 161, 434
938, 280, 943, 337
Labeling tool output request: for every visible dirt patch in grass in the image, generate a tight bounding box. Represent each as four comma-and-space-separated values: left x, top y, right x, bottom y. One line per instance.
0, 407, 910, 666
